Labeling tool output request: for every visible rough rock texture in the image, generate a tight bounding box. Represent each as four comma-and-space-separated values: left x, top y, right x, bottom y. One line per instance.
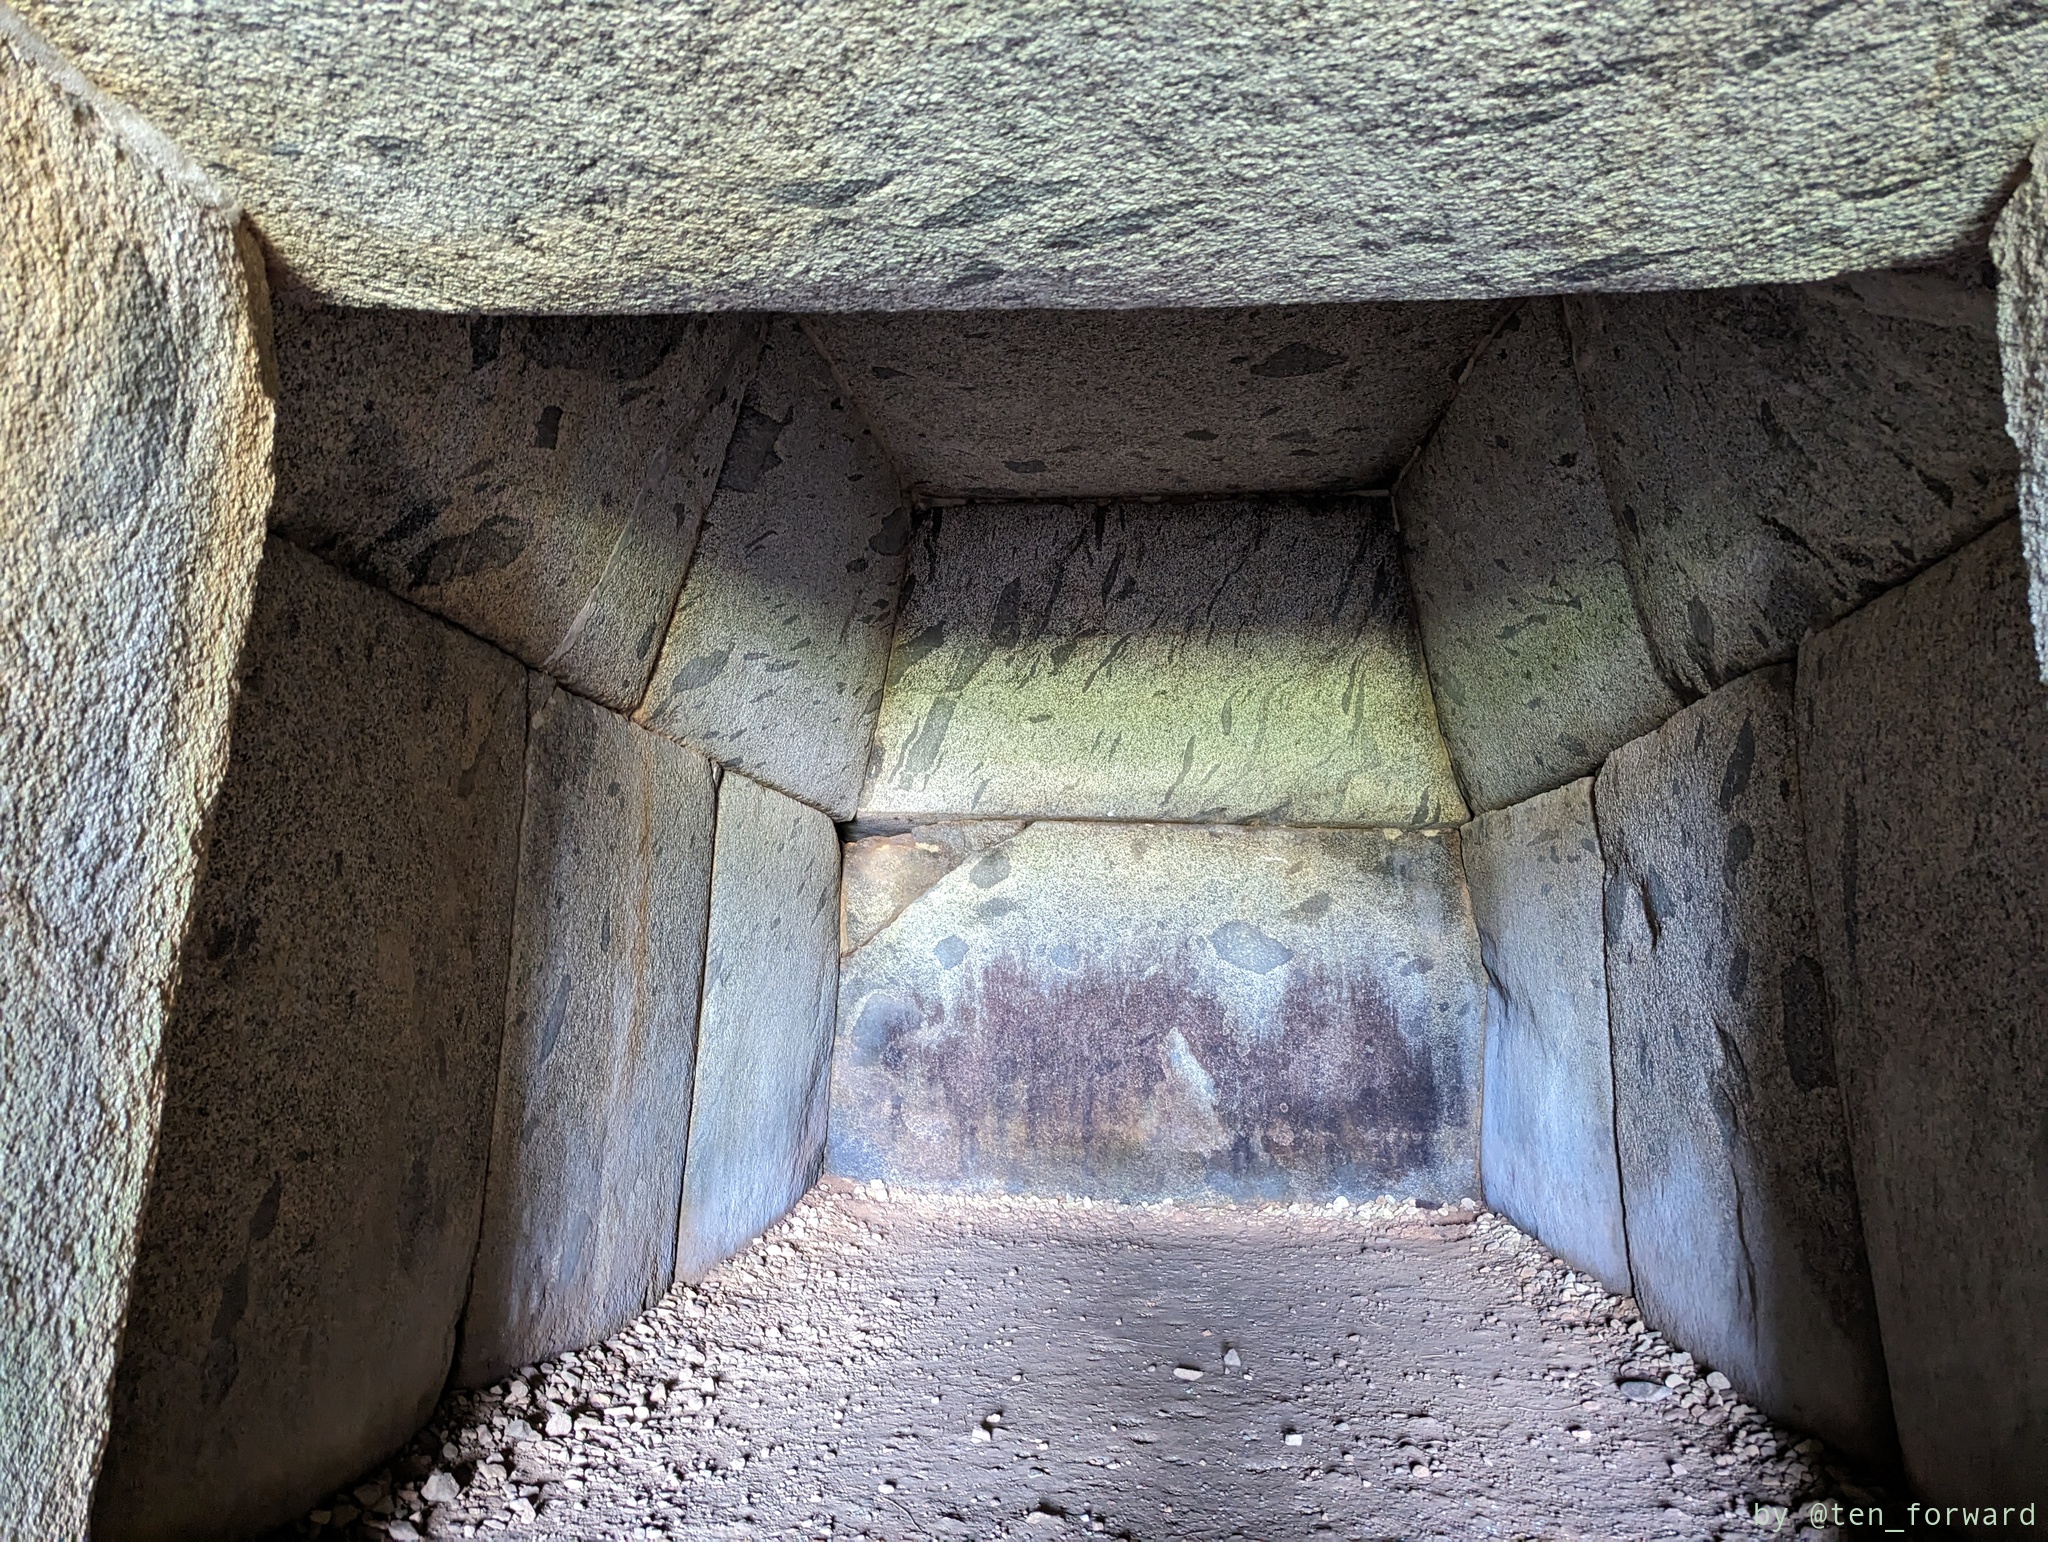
862, 497, 1465, 826
674, 774, 842, 1282
1570, 272, 2020, 696
635, 321, 906, 817
830, 821, 1486, 1203
1594, 668, 1893, 1466
297, 1191, 1850, 1542
19, 1, 2048, 311
1461, 781, 1631, 1295
458, 682, 718, 1389
1399, 302, 1683, 813
840, 820, 1030, 953
0, 24, 272, 1536
1798, 519, 2048, 1505
270, 305, 761, 710
93, 541, 527, 1540
809, 303, 1506, 500
1993, 143, 2048, 681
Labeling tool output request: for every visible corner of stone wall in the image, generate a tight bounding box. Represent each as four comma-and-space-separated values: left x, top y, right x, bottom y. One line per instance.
1992, 139, 2048, 683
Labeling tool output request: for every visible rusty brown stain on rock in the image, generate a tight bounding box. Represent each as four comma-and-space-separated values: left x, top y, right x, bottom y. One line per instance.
846, 946, 1449, 1199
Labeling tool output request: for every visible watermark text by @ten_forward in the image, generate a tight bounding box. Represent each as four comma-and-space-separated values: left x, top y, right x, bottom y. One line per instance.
1747, 1500, 2042, 1531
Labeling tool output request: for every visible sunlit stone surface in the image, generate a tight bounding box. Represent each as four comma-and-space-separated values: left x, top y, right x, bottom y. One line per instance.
861, 496, 1465, 826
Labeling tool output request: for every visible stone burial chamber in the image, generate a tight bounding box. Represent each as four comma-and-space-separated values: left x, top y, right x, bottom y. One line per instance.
4, 8, 2048, 1536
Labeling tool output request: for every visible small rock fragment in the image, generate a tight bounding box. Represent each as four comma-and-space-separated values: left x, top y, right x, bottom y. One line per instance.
546, 1410, 573, 1437
420, 1471, 461, 1505
386, 1523, 422, 1542
1172, 1366, 1203, 1381
1705, 1371, 1731, 1391
1283, 1431, 1303, 1447
1222, 1347, 1242, 1369
1619, 1379, 1673, 1402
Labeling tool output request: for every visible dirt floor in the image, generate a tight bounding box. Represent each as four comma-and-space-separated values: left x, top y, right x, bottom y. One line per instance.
284, 1182, 1874, 1541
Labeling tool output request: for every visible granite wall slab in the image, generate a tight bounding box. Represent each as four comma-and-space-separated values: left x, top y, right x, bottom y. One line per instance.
93, 541, 527, 1539
861, 497, 1466, 827
0, 25, 272, 1533
830, 820, 1487, 1204
674, 773, 842, 1281
457, 682, 717, 1388
636, 320, 907, 818
271, 305, 762, 710
1462, 780, 1631, 1294
1569, 272, 2018, 696
19, 1, 2046, 311
1399, 301, 1683, 812
1799, 519, 2048, 1503
1993, 143, 2048, 681
809, 303, 1505, 500
1595, 667, 1893, 1464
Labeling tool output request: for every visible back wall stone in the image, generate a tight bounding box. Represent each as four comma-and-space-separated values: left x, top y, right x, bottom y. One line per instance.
830, 820, 1486, 1204
861, 497, 1465, 827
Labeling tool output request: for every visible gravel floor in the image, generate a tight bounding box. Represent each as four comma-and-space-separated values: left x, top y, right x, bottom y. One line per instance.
282, 1181, 1873, 1541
